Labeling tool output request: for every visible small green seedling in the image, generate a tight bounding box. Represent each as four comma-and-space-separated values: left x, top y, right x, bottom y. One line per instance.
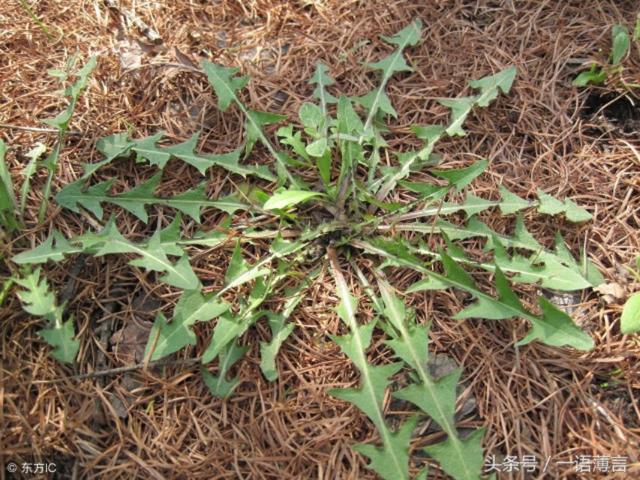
573, 23, 636, 88
621, 256, 640, 334
15, 268, 79, 363
0, 140, 19, 232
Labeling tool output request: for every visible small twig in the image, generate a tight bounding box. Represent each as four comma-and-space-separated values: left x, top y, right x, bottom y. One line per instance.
0, 123, 80, 135
17, 0, 52, 40
30, 356, 201, 384
587, 396, 628, 443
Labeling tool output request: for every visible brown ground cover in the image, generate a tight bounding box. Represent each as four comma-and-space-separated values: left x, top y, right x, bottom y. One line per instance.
1, 1, 639, 478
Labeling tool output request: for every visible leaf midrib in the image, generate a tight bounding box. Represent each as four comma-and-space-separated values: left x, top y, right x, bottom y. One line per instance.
332, 265, 407, 479
379, 282, 476, 480
354, 240, 585, 342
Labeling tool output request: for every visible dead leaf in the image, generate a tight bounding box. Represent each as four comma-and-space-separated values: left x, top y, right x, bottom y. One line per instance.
110, 319, 152, 365
594, 282, 626, 304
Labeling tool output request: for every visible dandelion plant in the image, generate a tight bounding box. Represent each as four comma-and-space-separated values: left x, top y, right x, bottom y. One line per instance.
11, 19, 604, 479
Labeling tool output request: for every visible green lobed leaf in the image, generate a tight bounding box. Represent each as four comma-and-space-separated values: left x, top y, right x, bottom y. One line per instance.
20, 142, 47, 216
431, 159, 488, 192
11, 215, 229, 266
309, 61, 338, 113
15, 268, 56, 316
15, 269, 79, 364
468, 65, 516, 107
360, 19, 423, 137
202, 61, 250, 112
537, 189, 591, 222
327, 254, 411, 480
43, 55, 97, 132
94, 222, 201, 290
39, 317, 80, 364
86, 130, 276, 180
202, 341, 249, 398
203, 264, 293, 364
439, 66, 515, 137
277, 124, 310, 162
375, 276, 485, 480
145, 290, 230, 361
424, 429, 485, 480
244, 110, 287, 156
203, 61, 296, 186
55, 174, 249, 223
354, 239, 594, 350
223, 240, 271, 289
353, 417, 417, 480
259, 312, 295, 381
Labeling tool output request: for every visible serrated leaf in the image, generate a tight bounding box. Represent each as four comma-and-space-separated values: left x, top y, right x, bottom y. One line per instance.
97, 132, 134, 162
43, 55, 97, 131
56, 178, 113, 219
11, 217, 230, 266
537, 189, 591, 222
203, 61, 295, 186
376, 277, 484, 477
424, 429, 485, 480
431, 159, 488, 192
16, 269, 79, 364
202, 61, 250, 112
131, 131, 171, 167
360, 19, 423, 138
432, 216, 598, 290
161, 132, 210, 174
39, 317, 80, 364
355, 239, 594, 350
244, 110, 287, 157
110, 172, 162, 222
224, 240, 271, 289
353, 417, 416, 480
12, 231, 77, 264
327, 252, 410, 480
277, 124, 310, 161
202, 341, 248, 398
536, 188, 565, 215
263, 189, 321, 210
15, 268, 56, 316
439, 66, 515, 137
146, 312, 196, 361
563, 198, 592, 222
438, 96, 477, 137
309, 62, 338, 113
498, 186, 531, 214
20, 142, 47, 216
468, 65, 516, 107
94, 225, 201, 290
145, 290, 230, 361
259, 312, 295, 381
56, 174, 248, 223
517, 297, 593, 349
